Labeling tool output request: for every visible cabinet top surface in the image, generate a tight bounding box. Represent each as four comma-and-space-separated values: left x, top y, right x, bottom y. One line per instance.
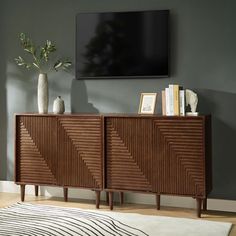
15, 113, 210, 118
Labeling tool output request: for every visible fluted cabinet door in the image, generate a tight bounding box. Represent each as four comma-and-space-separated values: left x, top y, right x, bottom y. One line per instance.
57, 116, 103, 189
105, 117, 153, 191
153, 117, 206, 197
15, 116, 58, 185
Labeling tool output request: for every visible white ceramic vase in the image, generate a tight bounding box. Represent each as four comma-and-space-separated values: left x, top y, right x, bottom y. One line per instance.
53, 96, 65, 114
38, 73, 48, 114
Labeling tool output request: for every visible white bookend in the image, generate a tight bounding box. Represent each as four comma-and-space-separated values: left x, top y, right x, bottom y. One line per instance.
169, 84, 174, 116
179, 90, 185, 116
165, 88, 170, 116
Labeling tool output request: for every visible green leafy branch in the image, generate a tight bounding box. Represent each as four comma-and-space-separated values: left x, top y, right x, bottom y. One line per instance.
54, 58, 72, 71
15, 33, 72, 73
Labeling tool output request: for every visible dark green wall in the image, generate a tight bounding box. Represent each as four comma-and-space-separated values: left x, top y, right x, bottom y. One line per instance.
1, 0, 236, 200
0, 3, 7, 180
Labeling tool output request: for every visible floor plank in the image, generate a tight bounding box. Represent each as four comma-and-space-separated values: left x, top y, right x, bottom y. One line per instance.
0, 192, 235, 235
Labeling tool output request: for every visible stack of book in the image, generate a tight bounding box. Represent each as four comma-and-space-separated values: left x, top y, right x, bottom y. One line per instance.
162, 85, 185, 116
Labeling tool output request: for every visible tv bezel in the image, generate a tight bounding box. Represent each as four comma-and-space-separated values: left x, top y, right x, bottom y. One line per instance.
76, 10, 170, 79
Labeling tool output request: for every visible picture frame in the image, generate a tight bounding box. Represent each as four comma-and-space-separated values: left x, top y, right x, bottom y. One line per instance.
138, 93, 157, 114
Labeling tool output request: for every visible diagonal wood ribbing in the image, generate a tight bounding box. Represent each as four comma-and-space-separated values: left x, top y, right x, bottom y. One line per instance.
57, 117, 102, 189
16, 119, 57, 184
153, 118, 205, 197
106, 118, 152, 191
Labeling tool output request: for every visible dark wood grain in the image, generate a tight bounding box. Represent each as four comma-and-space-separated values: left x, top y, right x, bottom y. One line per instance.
15, 114, 211, 216
20, 184, 25, 202
15, 114, 103, 203
156, 194, 161, 210
105, 117, 153, 191
15, 116, 58, 185
63, 187, 68, 202
196, 198, 203, 218
57, 116, 103, 189
109, 192, 113, 210
35, 185, 39, 196
104, 115, 211, 217
153, 117, 206, 197
95, 190, 100, 209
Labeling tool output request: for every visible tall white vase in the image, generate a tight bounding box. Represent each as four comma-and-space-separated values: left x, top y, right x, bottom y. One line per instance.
38, 73, 48, 114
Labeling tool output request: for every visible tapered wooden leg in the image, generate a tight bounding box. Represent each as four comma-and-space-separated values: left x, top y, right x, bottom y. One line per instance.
119, 192, 124, 205
106, 192, 109, 205
35, 185, 39, 197
63, 187, 68, 202
156, 194, 161, 210
196, 198, 202, 218
203, 198, 207, 211
95, 191, 100, 209
20, 185, 25, 202
109, 192, 113, 210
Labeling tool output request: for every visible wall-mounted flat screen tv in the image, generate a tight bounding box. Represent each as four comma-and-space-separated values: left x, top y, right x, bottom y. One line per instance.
76, 10, 169, 79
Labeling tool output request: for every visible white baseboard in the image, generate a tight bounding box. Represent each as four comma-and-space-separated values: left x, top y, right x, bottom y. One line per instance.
1, 181, 235, 213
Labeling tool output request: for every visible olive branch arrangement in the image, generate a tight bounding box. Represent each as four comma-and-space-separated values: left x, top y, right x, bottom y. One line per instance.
15, 33, 71, 73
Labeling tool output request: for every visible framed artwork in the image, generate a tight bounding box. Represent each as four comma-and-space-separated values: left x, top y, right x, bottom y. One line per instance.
138, 93, 157, 114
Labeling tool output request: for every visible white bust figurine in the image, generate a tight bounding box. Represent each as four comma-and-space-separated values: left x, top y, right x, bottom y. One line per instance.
185, 89, 199, 116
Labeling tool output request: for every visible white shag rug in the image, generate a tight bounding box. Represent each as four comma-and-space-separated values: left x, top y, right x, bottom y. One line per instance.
0, 203, 232, 236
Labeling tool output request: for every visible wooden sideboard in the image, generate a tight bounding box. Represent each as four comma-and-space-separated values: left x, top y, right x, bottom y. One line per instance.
15, 114, 211, 217
15, 114, 103, 208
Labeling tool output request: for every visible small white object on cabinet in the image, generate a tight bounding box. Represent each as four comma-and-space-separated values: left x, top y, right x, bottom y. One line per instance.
179, 90, 185, 116
185, 89, 199, 116
53, 96, 65, 114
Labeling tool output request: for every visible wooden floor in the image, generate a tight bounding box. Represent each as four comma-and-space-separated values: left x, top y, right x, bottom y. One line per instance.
0, 192, 235, 235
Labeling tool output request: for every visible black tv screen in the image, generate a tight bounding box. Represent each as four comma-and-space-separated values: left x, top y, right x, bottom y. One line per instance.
76, 10, 169, 79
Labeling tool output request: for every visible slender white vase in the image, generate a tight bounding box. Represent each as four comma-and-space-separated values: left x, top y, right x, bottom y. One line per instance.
38, 73, 48, 114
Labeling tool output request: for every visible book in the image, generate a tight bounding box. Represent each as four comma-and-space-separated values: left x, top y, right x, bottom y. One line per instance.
165, 87, 170, 116
168, 84, 174, 116
162, 90, 166, 115
173, 85, 180, 116
179, 90, 185, 116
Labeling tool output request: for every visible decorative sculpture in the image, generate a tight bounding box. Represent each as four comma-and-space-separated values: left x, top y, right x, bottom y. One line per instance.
185, 89, 199, 116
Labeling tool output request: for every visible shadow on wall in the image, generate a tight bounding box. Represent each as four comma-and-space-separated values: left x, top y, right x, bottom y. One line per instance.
71, 79, 99, 113
5, 69, 38, 180
197, 89, 236, 200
